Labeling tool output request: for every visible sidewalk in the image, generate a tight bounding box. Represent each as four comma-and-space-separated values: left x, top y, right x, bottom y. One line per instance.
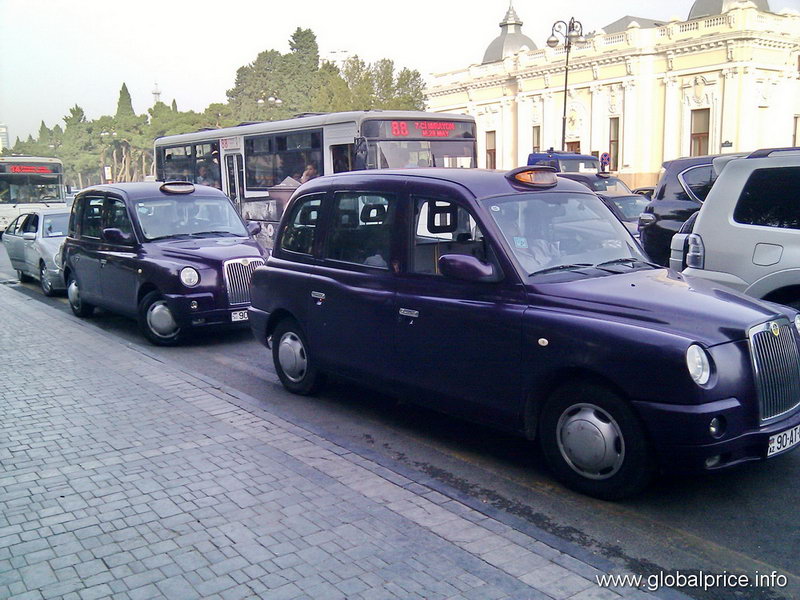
0, 283, 662, 600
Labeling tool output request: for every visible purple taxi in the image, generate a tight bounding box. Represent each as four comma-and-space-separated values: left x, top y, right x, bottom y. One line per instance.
62, 182, 265, 345
248, 167, 800, 498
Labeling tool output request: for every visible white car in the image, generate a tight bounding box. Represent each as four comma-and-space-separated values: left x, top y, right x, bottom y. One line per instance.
2, 208, 69, 296
670, 148, 800, 307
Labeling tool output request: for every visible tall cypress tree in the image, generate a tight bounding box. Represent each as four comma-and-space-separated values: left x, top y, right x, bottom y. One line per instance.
116, 83, 135, 118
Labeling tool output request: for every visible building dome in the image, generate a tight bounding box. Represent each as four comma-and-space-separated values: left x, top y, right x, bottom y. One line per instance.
482, 4, 536, 64
688, 0, 771, 19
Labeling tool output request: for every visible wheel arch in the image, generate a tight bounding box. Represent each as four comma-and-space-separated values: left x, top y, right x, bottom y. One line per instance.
137, 282, 160, 306
762, 284, 800, 309
265, 308, 298, 343
523, 367, 635, 441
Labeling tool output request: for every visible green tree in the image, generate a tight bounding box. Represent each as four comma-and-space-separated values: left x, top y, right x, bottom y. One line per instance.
116, 83, 135, 118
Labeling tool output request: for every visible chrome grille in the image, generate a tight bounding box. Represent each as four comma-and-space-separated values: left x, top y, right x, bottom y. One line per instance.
749, 319, 800, 423
223, 258, 264, 305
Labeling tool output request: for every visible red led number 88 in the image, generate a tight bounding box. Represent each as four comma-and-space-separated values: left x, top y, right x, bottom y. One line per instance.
391, 121, 409, 136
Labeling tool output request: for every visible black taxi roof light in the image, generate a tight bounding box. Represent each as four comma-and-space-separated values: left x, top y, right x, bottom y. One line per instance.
160, 181, 195, 195
505, 166, 558, 188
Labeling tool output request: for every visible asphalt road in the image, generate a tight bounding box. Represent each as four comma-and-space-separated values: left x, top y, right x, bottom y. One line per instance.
2, 250, 798, 600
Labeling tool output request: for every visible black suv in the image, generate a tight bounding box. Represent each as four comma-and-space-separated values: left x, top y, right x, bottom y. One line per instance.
62, 182, 266, 345
638, 155, 726, 266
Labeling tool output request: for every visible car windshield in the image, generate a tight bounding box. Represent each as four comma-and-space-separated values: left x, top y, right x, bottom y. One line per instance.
606, 195, 650, 220
484, 191, 647, 277
42, 213, 69, 237
590, 177, 631, 194
134, 196, 248, 240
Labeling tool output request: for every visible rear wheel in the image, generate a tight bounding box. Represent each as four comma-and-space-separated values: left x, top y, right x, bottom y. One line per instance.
39, 263, 56, 297
272, 318, 324, 395
66, 273, 94, 317
540, 382, 654, 500
138, 291, 183, 346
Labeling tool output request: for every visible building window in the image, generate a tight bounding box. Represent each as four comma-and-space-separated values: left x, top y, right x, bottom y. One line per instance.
486, 131, 496, 169
609, 117, 620, 171
793, 116, 800, 147
566, 141, 581, 153
690, 109, 710, 156
532, 126, 541, 153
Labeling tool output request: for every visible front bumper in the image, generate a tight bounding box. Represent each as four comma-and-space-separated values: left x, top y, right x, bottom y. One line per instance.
635, 397, 800, 472
163, 292, 251, 329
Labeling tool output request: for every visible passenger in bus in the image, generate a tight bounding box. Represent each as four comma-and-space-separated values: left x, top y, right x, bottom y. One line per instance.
300, 164, 318, 183
196, 165, 212, 186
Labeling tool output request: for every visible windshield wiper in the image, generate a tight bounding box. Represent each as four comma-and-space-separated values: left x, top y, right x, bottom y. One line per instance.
530, 263, 593, 276
148, 233, 195, 241
595, 257, 660, 270
188, 231, 241, 237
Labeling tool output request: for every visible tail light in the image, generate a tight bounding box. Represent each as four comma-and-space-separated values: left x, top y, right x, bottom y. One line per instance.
686, 233, 705, 269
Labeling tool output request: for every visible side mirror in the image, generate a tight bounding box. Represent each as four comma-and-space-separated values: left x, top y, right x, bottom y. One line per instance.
102, 228, 134, 245
22, 232, 36, 241
247, 221, 262, 236
438, 254, 499, 283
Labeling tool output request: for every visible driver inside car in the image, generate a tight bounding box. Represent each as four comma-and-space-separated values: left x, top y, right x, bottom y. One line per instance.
494, 203, 560, 272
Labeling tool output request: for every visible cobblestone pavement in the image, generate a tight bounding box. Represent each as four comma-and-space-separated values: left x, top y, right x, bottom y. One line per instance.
0, 284, 663, 600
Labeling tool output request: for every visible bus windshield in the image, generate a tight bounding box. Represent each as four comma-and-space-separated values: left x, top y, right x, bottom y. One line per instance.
0, 174, 63, 204
370, 140, 476, 169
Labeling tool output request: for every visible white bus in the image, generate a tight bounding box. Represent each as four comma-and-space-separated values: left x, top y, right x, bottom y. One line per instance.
153, 111, 477, 245
0, 156, 67, 231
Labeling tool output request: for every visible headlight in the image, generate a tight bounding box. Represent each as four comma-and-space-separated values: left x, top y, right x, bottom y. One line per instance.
686, 344, 711, 385
794, 314, 800, 335
180, 267, 200, 287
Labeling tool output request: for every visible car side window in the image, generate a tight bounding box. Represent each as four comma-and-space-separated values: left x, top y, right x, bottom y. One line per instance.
81, 197, 104, 239
412, 197, 494, 276
325, 193, 395, 269
279, 195, 322, 256
680, 166, 715, 202
733, 167, 800, 230
104, 198, 134, 235
22, 214, 39, 234
6, 215, 26, 235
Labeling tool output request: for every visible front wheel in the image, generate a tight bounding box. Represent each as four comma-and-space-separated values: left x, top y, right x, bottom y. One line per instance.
539, 382, 655, 500
39, 263, 56, 297
272, 318, 325, 395
138, 291, 183, 346
17, 269, 32, 283
67, 273, 94, 317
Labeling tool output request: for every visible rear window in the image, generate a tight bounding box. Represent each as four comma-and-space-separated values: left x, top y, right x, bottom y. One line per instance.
680, 165, 715, 201
733, 167, 800, 230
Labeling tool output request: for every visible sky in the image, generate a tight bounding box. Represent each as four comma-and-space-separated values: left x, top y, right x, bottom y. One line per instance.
2, 0, 799, 143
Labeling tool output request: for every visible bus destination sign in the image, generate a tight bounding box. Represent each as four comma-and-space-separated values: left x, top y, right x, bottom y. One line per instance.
365, 120, 475, 140
1, 164, 59, 174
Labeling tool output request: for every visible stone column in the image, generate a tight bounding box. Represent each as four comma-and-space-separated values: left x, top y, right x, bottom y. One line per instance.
662, 76, 680, 161
621, 81, 637, 174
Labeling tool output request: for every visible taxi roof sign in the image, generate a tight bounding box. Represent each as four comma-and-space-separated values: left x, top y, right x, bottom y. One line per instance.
505, 166, 558, 187
159, 181, 195, 195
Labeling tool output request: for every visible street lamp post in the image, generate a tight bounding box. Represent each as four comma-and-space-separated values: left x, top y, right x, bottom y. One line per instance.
547, 17, 586, 152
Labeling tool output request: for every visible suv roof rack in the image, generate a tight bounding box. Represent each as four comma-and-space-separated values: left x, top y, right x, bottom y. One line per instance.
746, 147, 800, 159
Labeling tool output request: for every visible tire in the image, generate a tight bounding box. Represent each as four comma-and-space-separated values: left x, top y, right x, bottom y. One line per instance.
138, 291, 183, 346
539, 382, 655, 500
17, 269, 32, 283
66, 273, 95, 317
272, 318, 325, 395
39, 263, 56, 297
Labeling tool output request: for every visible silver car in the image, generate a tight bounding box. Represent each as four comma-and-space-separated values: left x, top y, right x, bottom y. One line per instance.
2, 208, 69, 296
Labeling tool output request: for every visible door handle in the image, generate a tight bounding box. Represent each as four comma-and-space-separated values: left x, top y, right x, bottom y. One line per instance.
311, 291, 325, 305
100, 259, 107, 266
399, 308, 419, 319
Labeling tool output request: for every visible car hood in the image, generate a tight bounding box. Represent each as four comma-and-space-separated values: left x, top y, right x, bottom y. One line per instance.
156, 237, 264, 264
528, 268, 788, 346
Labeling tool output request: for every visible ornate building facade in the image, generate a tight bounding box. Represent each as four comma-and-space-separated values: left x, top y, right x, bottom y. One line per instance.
426, 1, 800, 186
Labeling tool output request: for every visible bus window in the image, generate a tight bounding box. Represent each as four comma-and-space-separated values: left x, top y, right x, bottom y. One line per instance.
163, 146, 193, 181
194, 143, 221, 189
245, 135, 277, 189
331, 144, 354, 173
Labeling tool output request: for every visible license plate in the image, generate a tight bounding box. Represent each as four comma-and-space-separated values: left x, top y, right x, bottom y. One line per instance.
231, 310, 249, 322
767, 424, 800, 457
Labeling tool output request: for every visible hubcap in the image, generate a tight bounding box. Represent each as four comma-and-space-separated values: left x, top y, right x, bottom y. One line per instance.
556, 403, 625, 480
146, 300, 179, 338
277, 331, 307, 383
67, 279, 80, 308
41, 266, 51, 292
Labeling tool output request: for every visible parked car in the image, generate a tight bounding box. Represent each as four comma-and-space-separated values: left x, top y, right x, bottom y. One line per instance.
249, 166, 800, 499
2, 208, 69, 296
62, 182, 266, 345
632, 186, 655, 199
527, 148, 600, 173
670, 148, 800, 307
638, 153, 744, 265
558, 173, 649, 237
